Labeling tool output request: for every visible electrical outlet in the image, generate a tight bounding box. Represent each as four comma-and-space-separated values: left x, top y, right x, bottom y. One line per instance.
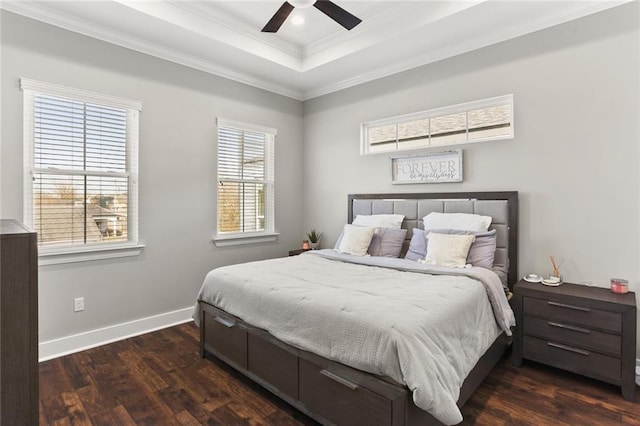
74, 297, 84, 312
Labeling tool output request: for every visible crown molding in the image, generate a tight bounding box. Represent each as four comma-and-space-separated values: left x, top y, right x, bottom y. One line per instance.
112, 0, 302, 71
165, 0, 303, 59
303, 3, 415, 58
2, 0, 631, 103
302, 0, 633, 100
300, 1, 484, 72
1, 2, 305, 100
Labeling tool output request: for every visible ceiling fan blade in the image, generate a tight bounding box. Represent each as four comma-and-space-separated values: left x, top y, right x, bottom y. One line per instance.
313, 0, 362, 30
262, 2, 295, 33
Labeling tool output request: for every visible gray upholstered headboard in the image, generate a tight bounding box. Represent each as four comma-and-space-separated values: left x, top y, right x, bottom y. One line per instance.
348, 192, 518, 290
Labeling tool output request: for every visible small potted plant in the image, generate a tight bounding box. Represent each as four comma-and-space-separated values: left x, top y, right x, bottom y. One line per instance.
306, 229, 323, 250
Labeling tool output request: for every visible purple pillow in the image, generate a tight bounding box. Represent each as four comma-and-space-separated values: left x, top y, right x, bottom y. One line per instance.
466, 230, 497, 268
404, 228, 497, 268
404, 229, 426, 261
428, 229, 497, 269
368, 228, 407, 257
335, 227, 408, 258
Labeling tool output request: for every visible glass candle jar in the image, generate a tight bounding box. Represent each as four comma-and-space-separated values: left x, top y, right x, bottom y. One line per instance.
610, 278, 629, 294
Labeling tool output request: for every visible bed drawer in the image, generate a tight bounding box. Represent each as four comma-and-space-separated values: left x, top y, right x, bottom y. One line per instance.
203, 311, 247, 369
299, 359, 392, 426
523, 297, 621, 333
248, 334, 298, 398
522, 336, 621, 383
523, 316, 621, 356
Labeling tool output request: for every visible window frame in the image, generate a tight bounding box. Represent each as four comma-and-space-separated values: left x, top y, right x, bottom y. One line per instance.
360, 94, 514, 155
21, 78, 144, 265
213, 117, 278, 247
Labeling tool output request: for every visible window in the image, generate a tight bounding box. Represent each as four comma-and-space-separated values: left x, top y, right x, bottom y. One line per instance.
215, 118, 276, 245
361, 94, 513, 155
21, 79, 142, 261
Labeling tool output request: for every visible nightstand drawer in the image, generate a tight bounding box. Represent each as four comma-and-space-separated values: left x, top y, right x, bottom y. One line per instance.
514, 281, 636, 401
523, 336, 621, 383
523, 316, 621, 356
523, 297, 621, 333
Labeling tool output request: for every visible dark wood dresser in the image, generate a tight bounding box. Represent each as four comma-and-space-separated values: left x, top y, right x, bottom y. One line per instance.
513, 280, 636, 401
0, 219, 39, 424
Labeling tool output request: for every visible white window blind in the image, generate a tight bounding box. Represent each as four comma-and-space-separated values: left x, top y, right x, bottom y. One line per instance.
21, 79, 141, 250
361, 94, 514, 155
216, 118, 276, 239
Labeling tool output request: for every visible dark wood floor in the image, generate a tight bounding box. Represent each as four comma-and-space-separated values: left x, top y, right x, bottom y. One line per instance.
39, 322, 639, 425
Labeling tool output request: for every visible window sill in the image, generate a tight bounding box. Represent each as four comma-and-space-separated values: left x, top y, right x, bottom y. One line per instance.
213, 232, 279, 247
38, 243, 146, 266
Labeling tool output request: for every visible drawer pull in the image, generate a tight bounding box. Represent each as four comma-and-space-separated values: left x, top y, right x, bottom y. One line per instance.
547, 321, 591, 334
214, 316, 236, 328
547, 342, 590, 356
320, 369, 359, 390
547, 301, 591, 312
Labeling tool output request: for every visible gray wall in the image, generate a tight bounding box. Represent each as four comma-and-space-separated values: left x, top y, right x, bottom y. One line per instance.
0, 11, 304, 342
2, 3, 639, 356
303, 5, 639, 348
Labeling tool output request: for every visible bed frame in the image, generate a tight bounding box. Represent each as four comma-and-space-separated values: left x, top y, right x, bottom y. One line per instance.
199, 191, 518, 426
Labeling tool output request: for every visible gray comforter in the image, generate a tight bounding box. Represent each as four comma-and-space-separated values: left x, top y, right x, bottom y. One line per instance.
193, 250, 515, 425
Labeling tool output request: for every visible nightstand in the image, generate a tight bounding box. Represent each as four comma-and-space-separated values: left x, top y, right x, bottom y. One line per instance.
288, 248, 311, 256
513, 280, 636, 401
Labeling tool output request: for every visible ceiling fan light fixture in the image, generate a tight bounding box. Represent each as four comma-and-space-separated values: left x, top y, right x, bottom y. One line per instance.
291, 14, 306, 26
262, 0, 361, 33
289, 0, 315, 8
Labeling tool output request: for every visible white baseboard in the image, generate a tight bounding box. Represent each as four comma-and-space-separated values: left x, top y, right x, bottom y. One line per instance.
39, 307, 194, 362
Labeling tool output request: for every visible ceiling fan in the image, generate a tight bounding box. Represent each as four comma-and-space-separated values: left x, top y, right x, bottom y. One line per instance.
262, 0, 362, 33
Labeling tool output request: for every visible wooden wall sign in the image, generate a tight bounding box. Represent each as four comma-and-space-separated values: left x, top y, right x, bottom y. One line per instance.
390, 150, 463, 184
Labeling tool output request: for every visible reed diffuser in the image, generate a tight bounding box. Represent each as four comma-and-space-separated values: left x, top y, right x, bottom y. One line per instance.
549, 256, 564, 282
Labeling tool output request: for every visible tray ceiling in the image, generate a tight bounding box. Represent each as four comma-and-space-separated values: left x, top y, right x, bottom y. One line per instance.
1, 1, 630, 100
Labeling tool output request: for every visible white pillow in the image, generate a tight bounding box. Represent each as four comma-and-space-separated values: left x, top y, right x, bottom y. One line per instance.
424, 233, 475, 268
352, 214, 404, 229
335, 225, 376, 256
423, 212, 491, 232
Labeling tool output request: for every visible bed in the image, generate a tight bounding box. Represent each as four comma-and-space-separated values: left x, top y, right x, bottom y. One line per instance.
195, 191, 518, 426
